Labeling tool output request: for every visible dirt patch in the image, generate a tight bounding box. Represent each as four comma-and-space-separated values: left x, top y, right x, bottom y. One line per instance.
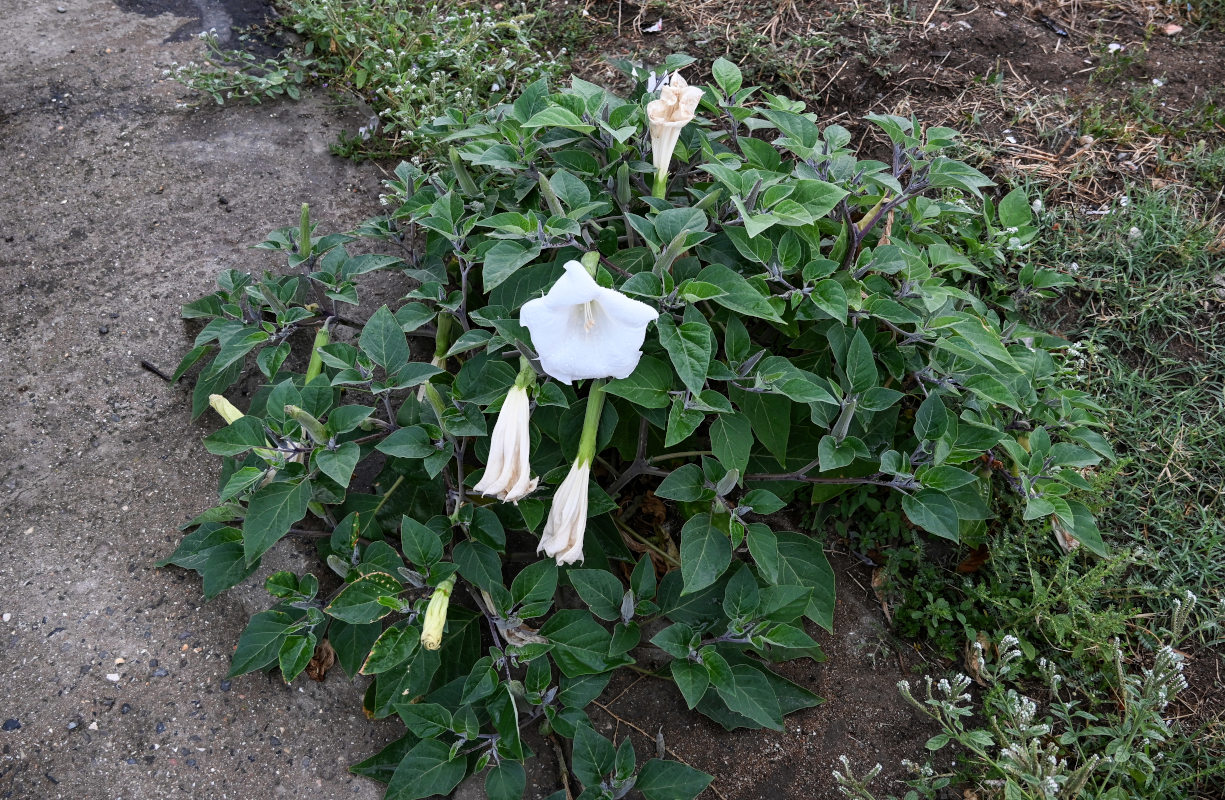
112, 0, 279, 45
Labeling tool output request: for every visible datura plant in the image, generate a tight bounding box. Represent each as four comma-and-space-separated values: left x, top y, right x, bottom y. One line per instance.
164, 54, 1112, 800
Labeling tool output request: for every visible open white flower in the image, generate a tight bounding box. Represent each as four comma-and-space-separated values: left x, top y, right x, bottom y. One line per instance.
519, 260, 658, 385
537, 460, 590, 565
647, 73, 704, 196
472, 384, 538, 503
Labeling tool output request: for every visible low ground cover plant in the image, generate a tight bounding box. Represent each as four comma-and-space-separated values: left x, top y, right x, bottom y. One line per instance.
165, 55, 1113, 799
175, 0, 567, 157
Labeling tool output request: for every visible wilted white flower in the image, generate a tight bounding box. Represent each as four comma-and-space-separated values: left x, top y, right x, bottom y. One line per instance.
537, 459, 590, 565
473, 384, 538, 503
520, 260, 658, 385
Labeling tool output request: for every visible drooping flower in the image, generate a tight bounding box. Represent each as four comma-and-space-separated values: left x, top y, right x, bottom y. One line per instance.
519, 260, 658, 385
537, 459, 591, 565
419, 575, 456, 651
472, 380, 538, 504
647, 73, 704, 197
209, 394, 246, 425
536, 381, 606, 566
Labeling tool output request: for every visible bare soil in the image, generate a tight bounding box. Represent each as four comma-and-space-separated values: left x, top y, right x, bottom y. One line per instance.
3, 1, 1223, 799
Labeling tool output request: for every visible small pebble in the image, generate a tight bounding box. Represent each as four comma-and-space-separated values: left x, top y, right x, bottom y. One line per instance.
57, 6, 67, 12
67, 721, 78, 730
2, 719, 20, 731
106, 673, 120, 682
156, 721, 166, 733
99, 325, 109, 335
2, 613, 10, 622
121, 704, 131, 714
88, 721, 98, 731
219, 679, 231, 692
152, 668, 168, 677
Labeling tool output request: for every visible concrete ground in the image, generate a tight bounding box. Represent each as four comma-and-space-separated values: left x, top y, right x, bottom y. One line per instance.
0, 1, 402, 796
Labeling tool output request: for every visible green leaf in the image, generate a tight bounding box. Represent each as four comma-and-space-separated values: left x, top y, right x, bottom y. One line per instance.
711, 56, 743, 95
399, 703, 453, 738
350, 734, 419, 784
510, 558, 558, 617
453, 540, 502, 591
808, 279, 848, 324
1061, 500, 1108, 557
657, 317, 713, 395
637, 758, 713, 800
654, 464, 710, 502
817, 434, 868, 471
710, 413, 753, 478
361, 622, 419, 675
774, 532, 835, 630
279, 633, 316, 682
485, 762, 527, 800
329, 620, 381, 678
522, 105, 595, 133
539, 609, 633, 677
571, 725, 616, 787
915, 393, 950, 441
665, 398, 704, 447
484, 240, 542, 290
377, 426, 438, 459
569, 569, 625, 622
228, 608, 302, 677
697, 264, 782, 321
679, 514, 732, 595
671, 659, 710, 709
401, 516, 444, 567
203, 416, 268, 457
385, 739, 467, 800
844, 329, 878, 393
735, 390, 791, 465
156, 524, 259, 600
722, 567, 760, 619
315, 441, 360, 487
243, 479, 312, 565
902, 490, 961, 541
360, 305, 410, 373
325, 572, 401, 624
604, 356, 672, 408
997, 187, 1032, 228
714, 664, 784, 730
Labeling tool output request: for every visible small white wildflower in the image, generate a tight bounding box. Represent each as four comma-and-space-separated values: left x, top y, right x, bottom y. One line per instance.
1031, 198, 1043, 213
1128, 226, 1142, 240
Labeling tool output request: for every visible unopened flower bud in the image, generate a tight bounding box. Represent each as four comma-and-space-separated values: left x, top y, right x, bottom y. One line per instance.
420, 576, 456, 651
285, 405, 328, 445
209, 394, 245, 425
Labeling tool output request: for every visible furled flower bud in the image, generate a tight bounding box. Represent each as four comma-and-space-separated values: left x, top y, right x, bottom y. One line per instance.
284, 405, 329, 445
419, 576, 456, 651
209, 394, 246, 425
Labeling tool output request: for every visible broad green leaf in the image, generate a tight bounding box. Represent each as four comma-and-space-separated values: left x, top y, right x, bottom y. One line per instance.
711, 56, 743, 94
279, 633, 316, 682
539, 609, 633, 677
360, 305, 410, 373
569, 569, 625, 622
203, 416, 268, 457
654, 464, 710, 502
485, 762, 527, 800
902, 490, 961, 541
315, 441, 360, 487
914, 393, 949, 441
243, 479, 312, 565
679, 514, 732, 595
325, 572, 401, 624
361, 622, 419, 675
637, 758, 713, 800
657, 316, 713, 395
844, 329, 878, 393
385, 739, 467, 800
604, 356, 673, 408
671, 659, 710, 709
710, 413, 753, 478
571, 725, 616, 787
228, 608, 302, 677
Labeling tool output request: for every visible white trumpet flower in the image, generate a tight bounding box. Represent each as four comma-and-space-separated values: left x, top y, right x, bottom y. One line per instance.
647, 73, 704, 196
519, 260, 658, 385
472, 383, 538, 503
537, 459, 591, 565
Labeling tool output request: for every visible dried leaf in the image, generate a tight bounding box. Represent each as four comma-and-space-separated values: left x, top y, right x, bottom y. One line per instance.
871, 566, 892, 622
956, 544, 990, 573
306, 638, 336, 682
